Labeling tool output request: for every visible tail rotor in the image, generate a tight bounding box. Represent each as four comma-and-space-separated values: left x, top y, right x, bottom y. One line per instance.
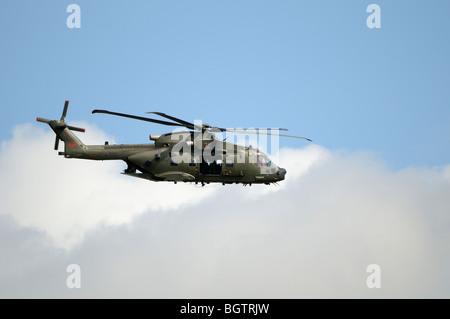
36, 100, 85, 150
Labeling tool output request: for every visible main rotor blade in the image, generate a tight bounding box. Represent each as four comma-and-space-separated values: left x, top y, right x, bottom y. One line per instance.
220, 127, 289, 132
146, 112, 196, 130
223, 130, 312, 142
61, 100, 69, 121
205, 127, 289, 133
92, 109, 187, 128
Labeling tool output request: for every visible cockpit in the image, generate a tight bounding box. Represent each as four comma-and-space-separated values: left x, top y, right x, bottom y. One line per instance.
257, 152, 277, 174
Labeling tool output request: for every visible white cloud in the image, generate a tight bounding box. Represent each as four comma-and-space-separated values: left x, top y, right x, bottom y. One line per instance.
0, 123, 449, 298
0, 123, 217, 249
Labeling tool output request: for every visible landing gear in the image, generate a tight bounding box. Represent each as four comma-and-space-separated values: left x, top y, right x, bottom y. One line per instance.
200, 159, 222, 175
124, 160, 137, 174
124, 166, 136, 174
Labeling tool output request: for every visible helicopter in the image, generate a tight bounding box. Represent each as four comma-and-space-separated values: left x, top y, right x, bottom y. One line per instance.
36, 101, 311, 186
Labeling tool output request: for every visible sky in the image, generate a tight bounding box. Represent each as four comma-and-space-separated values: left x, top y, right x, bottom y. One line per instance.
0, 1, 449, 298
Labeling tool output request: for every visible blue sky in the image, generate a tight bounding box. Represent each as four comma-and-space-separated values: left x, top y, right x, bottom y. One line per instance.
1, 0, 449, 168
1, 1, 450, 299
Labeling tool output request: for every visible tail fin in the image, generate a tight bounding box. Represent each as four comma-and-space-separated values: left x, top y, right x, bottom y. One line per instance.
36, 100, 87, 157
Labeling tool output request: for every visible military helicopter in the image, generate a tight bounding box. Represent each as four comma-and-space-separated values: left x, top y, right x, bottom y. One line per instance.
36, 101, 311, 186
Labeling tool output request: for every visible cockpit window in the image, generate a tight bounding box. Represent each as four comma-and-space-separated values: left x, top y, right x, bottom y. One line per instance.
257, 152, 275, 168
257, 152, 277, 174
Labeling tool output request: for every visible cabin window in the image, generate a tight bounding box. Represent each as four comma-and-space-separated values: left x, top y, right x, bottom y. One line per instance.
225, 155, 234, 167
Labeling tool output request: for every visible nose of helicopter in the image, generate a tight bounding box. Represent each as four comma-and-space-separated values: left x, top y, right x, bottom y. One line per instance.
278, 168, 287, 180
